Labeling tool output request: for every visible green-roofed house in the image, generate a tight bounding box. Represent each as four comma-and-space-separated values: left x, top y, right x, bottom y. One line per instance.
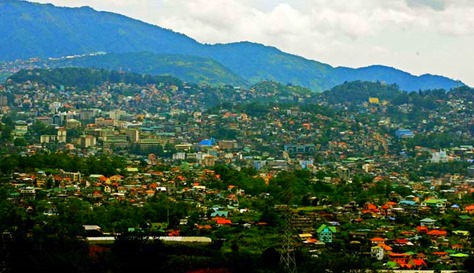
211, 210, 229, 218
317, 224, 337, 243
452, 230, 470, 237
386, 261, 399, 269
150, 222, 168, 233
421, 198, 447, 209
420, 218, 436, 228
450, 253, 469, 257
125, 167, 139, 173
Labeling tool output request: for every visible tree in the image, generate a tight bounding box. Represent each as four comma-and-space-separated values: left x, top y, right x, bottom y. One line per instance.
46, 176, 54, 189
13, 137, 27, 147
0, 115, 14, 143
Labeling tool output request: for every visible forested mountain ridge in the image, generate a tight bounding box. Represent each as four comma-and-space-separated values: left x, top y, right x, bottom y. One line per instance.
0, 0, 465, 91
7, 67, 184, 90
28, 52, 249, 87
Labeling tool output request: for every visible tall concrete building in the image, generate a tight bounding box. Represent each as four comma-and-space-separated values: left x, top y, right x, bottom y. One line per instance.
57, 127, 67, 143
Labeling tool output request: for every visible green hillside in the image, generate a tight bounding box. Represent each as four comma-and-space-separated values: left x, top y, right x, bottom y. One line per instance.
0, 0, 466, 92
48, 52, 248, 87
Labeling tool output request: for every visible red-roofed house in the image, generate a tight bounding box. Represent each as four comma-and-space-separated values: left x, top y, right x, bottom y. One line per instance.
168, 230, 180, 236
393, 238, 412, 246
215, 218, 232, 226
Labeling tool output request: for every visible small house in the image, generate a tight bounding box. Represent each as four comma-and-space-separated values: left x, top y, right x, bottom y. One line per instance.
316, 224, 337, 243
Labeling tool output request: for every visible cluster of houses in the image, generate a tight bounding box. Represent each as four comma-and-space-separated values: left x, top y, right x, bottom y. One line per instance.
10, 161, 474, 270
289, 197, 473, 270
2, 69, 474, 271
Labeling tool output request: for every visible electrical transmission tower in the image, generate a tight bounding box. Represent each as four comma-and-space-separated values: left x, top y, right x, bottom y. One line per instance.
279, 205, 297, 273
0, 232, 11, 273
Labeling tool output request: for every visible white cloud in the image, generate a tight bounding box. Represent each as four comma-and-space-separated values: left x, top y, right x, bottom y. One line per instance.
406, 0, 446, 10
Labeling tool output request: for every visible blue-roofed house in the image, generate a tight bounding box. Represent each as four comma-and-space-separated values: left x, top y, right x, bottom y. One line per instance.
198, 138, 216, 149
199, 139, 213, 146
399, 200, 418, 207
395, 129, 414, 139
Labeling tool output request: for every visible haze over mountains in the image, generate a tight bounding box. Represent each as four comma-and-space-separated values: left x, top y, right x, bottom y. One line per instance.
0, 0, 465, 92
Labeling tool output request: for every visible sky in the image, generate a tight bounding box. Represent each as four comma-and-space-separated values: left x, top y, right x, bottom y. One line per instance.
33, 0, 474, 86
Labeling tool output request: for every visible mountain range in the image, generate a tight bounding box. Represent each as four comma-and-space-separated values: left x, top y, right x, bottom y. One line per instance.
0, 0, 465, 92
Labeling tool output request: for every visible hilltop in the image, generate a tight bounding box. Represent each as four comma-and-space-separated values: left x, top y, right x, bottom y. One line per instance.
0, 0, 465, 91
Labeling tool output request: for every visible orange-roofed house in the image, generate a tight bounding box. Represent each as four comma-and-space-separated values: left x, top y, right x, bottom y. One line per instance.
379, 243, 392, 252
89, 174, 107, 183
196, 224, 213, 231
145, 189, 155, 197
109, 175, 124, 182
92, 190, 103, 199
398, 262, 413, 269
465, 204, 474, 214
374, 176, 384, 182
305, 237, 318, 244
451, 244, 464, 251
384, 201, 397, 207
389, 252, 411, 264
400, 231, 415, 237
432, 251, 448, 257
227, 194, 238, 201
368, 203, 379, 211
427, 230, 447, 237
410, 258, 427, 268
370, 237, 386, 245
53, 174, 63, 183
400, 258, 427, 269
